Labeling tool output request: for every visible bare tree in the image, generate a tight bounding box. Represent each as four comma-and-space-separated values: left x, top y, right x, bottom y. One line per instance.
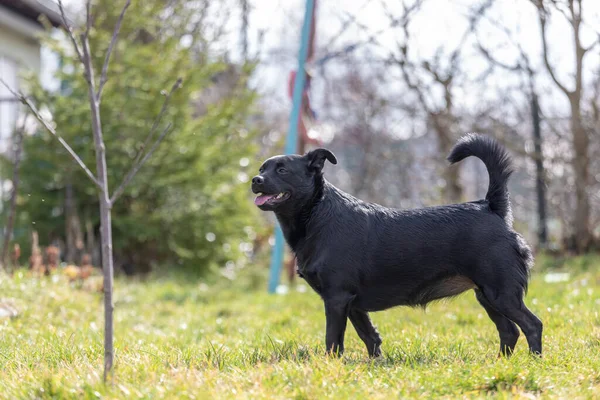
1, 0, 180, 381
327, 65, 392, 202
531, 0, 598, 252
587, 69, 600, 239
318, 52, 424, 209
381, 0, 469, 204
474, 12, 549, 249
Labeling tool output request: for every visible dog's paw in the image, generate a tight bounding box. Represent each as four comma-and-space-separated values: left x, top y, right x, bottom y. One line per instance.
368, 346, 382, 359
325, 346, 344, 358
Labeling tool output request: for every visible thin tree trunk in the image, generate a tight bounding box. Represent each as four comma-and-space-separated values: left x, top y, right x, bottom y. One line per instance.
570, 99, 591, 252
82, 36, 115, 382
91, 110, 114, 382
3, 1, 175, 381
570, 0, 591, 253
240, 0, 248, 61
531, 92, 548, 249
1, 126, 24, 270
98, 196, 114, 381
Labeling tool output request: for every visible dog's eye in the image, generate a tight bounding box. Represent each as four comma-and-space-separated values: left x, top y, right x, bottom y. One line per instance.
259, 167, 265, 173
277, 167, 287, 174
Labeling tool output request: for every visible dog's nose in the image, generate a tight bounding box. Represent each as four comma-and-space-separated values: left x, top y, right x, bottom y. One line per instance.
252, 176, 264, 185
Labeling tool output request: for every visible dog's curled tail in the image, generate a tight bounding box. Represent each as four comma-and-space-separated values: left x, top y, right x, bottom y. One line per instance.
447, 133, 513, 223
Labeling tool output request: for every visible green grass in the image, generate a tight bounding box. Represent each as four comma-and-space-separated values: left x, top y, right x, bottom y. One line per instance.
1, 254, 600, 399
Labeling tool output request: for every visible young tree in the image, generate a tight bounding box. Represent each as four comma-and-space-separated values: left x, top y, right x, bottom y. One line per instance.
2, 0, 182, 382
382, 0, 469, 204
323, 57, 417, 207
5, 0, 262, 377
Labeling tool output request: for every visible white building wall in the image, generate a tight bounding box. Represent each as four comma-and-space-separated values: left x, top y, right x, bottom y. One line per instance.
0, 6, 44, 203
0, 7, 43, 73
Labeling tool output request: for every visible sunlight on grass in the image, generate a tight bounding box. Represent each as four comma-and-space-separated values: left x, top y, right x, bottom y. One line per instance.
1, 255, 600, 399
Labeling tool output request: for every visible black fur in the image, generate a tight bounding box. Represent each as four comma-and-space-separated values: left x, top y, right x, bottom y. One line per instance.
447, 133, 514, 223
252, 134, 542, 358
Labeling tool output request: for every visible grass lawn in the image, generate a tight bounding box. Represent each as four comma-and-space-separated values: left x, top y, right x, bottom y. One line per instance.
1, 254, 599, 399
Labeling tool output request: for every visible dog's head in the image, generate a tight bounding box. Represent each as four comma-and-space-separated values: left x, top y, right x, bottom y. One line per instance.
251, 148, 337, 212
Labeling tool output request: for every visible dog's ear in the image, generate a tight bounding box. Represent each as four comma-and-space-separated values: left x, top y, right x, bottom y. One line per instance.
305, 148, 337, 172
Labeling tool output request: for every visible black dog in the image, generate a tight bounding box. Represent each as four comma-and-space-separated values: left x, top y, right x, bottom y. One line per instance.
252, 134, 542, 357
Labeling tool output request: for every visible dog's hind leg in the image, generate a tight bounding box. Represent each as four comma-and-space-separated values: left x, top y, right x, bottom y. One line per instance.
349, 309, 382, 357
480, 287, 543, 356
475, 289, 520, 357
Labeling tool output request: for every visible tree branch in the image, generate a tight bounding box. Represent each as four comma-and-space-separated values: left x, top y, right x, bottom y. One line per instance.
80, 34, 97, 97
109, 78, 182, 205
570, 0, 585, 98
57, 0, 84, 64
0, 79, 103, 191
582, 37, 600, 55
97, 0, 132, 102
130, 79, 181, 168
471, 5, 537, 95
549, 0, 573, 25
476, 42, 521, 72
390, 0, 432, 114
391, 48, 432, 115
534, 2, 572, 96
109, 123, 172, 206
84, 0, 93, 40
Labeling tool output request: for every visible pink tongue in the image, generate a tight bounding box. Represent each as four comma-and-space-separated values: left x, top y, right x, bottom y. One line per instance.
254, 194, 275, 206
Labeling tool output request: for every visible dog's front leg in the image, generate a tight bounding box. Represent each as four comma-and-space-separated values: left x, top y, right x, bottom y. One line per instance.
323, 294, 353, 356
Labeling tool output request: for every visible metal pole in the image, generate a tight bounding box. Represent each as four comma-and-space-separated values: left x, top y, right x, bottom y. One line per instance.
268, 0, 316, 293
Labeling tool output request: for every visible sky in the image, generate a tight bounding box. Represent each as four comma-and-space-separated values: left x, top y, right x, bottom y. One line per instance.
43, 0, 600, 128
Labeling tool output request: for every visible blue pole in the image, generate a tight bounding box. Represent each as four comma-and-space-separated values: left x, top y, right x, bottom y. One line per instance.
268, 0, 316, 293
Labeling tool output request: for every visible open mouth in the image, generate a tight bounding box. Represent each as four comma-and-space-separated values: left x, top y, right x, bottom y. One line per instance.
254, 192, 290, 206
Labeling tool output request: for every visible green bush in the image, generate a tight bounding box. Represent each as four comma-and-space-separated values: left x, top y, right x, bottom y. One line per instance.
11, 0, 263, 274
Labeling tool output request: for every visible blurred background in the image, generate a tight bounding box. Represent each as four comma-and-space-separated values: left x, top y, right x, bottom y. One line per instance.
0, 0, 599, 283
